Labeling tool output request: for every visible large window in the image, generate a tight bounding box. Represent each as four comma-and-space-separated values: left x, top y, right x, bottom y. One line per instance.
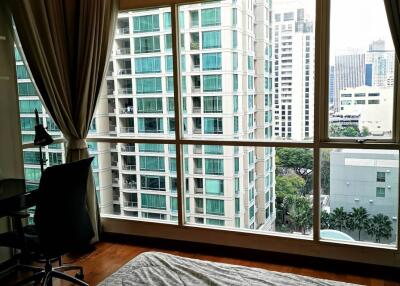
39, 1, 399, 267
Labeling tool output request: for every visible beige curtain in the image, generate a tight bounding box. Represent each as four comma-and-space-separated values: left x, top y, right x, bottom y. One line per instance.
384, 0, 400, 60
11, 0, 119, 242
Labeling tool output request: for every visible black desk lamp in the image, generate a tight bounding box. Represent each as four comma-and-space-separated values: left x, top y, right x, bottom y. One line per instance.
34, 109, 53, 173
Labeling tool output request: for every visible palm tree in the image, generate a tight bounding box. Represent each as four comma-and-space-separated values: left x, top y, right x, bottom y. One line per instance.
366, 214, 393, 243
321, 210, 331, 229
347, 207, 369, 241
329, 207, 348, 232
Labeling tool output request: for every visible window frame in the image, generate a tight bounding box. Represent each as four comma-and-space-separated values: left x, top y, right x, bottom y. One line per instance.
19, 0, 399, 267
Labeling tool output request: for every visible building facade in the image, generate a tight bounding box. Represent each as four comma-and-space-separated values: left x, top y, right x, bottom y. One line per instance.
95, 0, 276, 230
273, 0, 315, 141
330, 149, 398, 243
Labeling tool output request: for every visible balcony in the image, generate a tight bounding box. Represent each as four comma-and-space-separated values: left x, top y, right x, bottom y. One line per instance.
194, 167, 202, 175
124, 201, 138, 208
118, 69, 132, 75
107, 89, 115, 95
112, 177, 119, 185
194, 187, 203, 194
118, 88, 132, 94
123, 181, 137, 190
122, 164, 136, 171
120, 107, 134, 114
192, 64, 200, 72
120, 127, 135, 133
121, 144, 135, 152
192, 106, 201, 113
195, 207, 203, 213
116, 27, 130, 35
190, 42, 199, 50
116, 48, 131, 55
111, 160, 118, 167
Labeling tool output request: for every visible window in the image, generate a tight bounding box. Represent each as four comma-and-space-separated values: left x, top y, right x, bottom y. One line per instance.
137, 98, 163, 113
133, 15, 159, 32
206, 199, 224, 216
141, 194, 166, 210
140, 156, 165, 172
376, 187, 385, 198
203, 96, 222, 113
204, 118, 223, 134
377, 172, 386, 182
136, 77, 162, 94
205, 179, 224, 195
134, 36, 161, 53
138, 118, 163, 133
202, 31, 221, 49
202, 53, 222, 70
135, 57, 161, 74
18, 83, 37, 96
201, 8, 221, 27
141, 175, 165, 191
203, 75, 222, 92
205, 159, 223, 175
19, 100, 42, 114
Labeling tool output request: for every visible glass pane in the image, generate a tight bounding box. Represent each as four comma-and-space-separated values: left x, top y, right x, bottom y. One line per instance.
320, 149, 398, 246
180, 0, 315, 141
328, 0, 395, 139
184, 145, 313, 237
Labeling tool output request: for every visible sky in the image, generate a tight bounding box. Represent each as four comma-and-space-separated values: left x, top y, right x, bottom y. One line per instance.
329, 0, 394, 60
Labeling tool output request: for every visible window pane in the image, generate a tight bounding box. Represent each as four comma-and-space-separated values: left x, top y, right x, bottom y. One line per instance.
180, 1, 314, 141
320, 149, 398, 246
184, 145, 312, 236
328, 0, 395, 139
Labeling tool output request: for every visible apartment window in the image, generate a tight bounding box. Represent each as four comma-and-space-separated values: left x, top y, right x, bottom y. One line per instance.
138, 118, 163, 133
202, 31, 221, 49
376, 187, 385, 198
203, 75, 222, 92
201, 8, 221, 27
204, 118, 223, 134
135, 57, 161, 74
23, 151, 40, 165
134, 36, 161, 53
136, 77, 162, 94
133, 15, 160, 32
139, 156, 165, 172
204, 145, 223, 155
206, 199, 224, 216
19, 100, 42, 114
141, 194, 166, 210
18, 83, 37, 96
202, 53, 222, 70
139, 144, 164, 153
137, 98, 163, 113
141, 175, 165, 191
16, 65, 29, 79
206, 218, 225, 226
203, 96, 222, 113
232, 8, 237, 26
232, 30, 237, 48
205, 159, 224, 175
377, 172, 386, 182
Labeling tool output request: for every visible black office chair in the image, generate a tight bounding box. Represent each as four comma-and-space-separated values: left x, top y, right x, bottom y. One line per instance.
17, 157, 95, 286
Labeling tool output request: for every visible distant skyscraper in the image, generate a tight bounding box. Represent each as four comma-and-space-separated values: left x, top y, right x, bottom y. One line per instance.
334, 54, 365, 111
328, 66, 335, 107
273, 0, 315, 140
365, 40, 395, 88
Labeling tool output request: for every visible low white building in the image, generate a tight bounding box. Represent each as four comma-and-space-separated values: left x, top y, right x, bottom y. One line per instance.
330, 149, 398, 243
339, 86, 393, 136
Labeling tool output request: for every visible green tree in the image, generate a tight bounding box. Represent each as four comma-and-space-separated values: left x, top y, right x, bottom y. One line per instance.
361, 126, 369, 137
347, 207, 369, 241
342, 126, 360, 137
320, 150, 330, 194
276, 148, 313, 194
329, 207, 348, 232
321, 210, 331, 229
366, 214, 393, 243
288, 196, 312, 234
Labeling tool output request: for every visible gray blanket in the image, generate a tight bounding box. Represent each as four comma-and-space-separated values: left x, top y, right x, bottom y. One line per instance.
98, 251, 362, 286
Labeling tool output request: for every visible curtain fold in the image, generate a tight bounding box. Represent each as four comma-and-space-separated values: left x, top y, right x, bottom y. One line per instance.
11, 0, 119, 242
384, 0, 400, 60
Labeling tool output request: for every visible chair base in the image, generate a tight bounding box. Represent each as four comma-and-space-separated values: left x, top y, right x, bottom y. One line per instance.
15, 260, 87, 286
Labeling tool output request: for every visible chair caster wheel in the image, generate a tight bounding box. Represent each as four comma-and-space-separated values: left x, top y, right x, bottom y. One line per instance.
75, 272, 84, 280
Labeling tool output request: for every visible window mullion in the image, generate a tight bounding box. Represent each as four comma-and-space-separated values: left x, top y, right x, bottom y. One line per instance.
171, 4, 184, 227
313, 0, 330, 242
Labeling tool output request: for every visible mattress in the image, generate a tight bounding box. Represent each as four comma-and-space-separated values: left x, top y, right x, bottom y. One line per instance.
98, 251, 361, 286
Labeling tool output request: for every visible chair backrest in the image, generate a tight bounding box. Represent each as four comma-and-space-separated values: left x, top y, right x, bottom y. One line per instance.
34, 157, 94, 257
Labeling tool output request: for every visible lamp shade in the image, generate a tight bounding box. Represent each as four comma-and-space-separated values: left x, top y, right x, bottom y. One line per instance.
34, 124, 54, 146
34, 108, 53, 147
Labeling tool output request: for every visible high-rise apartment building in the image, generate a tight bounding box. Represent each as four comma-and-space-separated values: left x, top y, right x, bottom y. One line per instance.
333, 53, 365, 111
365, 40, 395, 88
273, 0, 315, 141
95, 0, 276, 230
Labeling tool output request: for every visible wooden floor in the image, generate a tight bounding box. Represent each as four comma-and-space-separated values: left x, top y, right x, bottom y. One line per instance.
2, 241, 400, 285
